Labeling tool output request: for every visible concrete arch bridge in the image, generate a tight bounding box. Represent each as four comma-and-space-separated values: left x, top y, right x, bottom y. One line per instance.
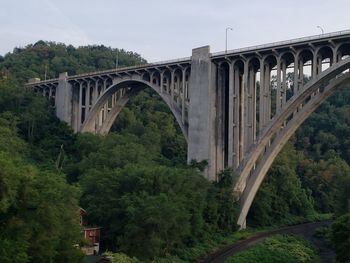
26, 30, 350, 228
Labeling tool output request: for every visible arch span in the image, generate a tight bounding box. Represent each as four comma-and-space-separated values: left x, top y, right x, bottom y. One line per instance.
80, 79, 188, 140
235, 56, 350, 228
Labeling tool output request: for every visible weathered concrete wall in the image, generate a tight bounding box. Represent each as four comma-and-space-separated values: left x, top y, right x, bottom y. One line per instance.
188, 46, 217, 180
55, 72, 72, 125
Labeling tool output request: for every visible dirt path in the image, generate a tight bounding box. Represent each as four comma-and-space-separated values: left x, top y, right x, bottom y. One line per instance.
197, 221, 335, 263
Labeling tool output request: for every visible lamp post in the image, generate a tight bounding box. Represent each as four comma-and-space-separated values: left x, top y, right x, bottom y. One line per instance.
317, 26, 324, 35
225, 27, 233, 55
44, 64, 47, 81
115, 50, 119, 70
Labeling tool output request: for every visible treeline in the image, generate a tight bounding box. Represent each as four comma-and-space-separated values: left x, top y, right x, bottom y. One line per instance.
0, 41, 349, 262
0, 40, 146, 82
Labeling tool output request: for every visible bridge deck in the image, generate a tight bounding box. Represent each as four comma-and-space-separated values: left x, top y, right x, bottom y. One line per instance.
212, 29, 350, 58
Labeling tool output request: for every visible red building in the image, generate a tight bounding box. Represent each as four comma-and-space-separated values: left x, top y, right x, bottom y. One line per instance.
80, 208, 101, 255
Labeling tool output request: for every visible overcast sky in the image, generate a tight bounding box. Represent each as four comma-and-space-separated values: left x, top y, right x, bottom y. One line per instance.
1, 0, 349, 62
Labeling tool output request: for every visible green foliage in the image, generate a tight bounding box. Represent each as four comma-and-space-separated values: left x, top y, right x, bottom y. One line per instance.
249, 86, 350, 227
103, 252, 141, 263
0, 113, 84, 263
0, 41, 146, 83
329, 214, 350, 263
80, 165, 210, 260
248, 143, 315, 226
225, 234, 319, 263
205, 169, 239, 233
111, 90, 187, 165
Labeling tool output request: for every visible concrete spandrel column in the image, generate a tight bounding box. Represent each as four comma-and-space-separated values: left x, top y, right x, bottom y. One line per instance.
243, 61, 249, 154
317, 56, 322, 74
233, 66, 240, 168
264, 63, 271, 124
312, 52, 318, 78
299, 59, 304, 88
85, 81, 90, 115
78, 82, 83, 128
216, 64, 224, 173
160, 71, 164, 93
55, 72, 73, 126
188, 46, 217, 180
170, 70, 175, 102
181, 69, 186, 124
93, 81, 98, 104
259, 59, 265, 131
293, 53, 299, 93
228, 62, 234, 168
250, 67, 257, 143
282, 61, 287, 107
276, 57, 282, 113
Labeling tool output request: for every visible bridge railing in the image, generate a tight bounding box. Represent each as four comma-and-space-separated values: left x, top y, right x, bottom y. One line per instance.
24, 57, 191, 85
67, 57, 191, 80
212, 29, 350, 57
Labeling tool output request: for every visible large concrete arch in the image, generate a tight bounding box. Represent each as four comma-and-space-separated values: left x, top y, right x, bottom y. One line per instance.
235, 57, 350, 228
80, 79, 188, 140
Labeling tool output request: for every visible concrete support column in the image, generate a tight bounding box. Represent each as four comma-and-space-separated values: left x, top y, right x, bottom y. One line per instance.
103, 102, 108, 122
276, 57, 282, 113
228, 62, 234, 168
78, 82, 83, 129
259, 59, 265, 131
93, 81, 98, 104
166, 74, 170, 94
181, 69, 186, 124
312, 55, 317, 78
111, 94, 115, 108
239, 65, 245, 161
293, 53, 299, 93
71, 83, 79, 133
170, 70, 175, 102
245, 63, 255, 151
264, 63, 271, 124
336, 51, 342, 63
282, 60, 287, 107
160, 71, 164, 93
188, 46, 217, 180
250, 67, 257, 143
150, 72, 155, 85
55, 72, 72, 126
216, 64, 225, 172
332, 48, 338, 65
233, 66, 240, 167
87, 81, 92, 114
299, 59, 304, 88
317, 56, 322, 74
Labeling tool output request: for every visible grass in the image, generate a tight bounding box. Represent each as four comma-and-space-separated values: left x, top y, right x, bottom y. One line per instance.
114, 213, 331, 263
156, 213, 331, 262
225, 234, 320, 263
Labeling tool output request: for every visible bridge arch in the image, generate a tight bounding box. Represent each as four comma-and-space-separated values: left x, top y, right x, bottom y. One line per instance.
235, 56, 350, 228
80, 78, 188, 140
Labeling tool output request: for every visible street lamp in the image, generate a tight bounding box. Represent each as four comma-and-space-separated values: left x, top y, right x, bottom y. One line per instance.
115, 50, 119, 70
225, 27, 233, 55
317, 26, 324, 35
